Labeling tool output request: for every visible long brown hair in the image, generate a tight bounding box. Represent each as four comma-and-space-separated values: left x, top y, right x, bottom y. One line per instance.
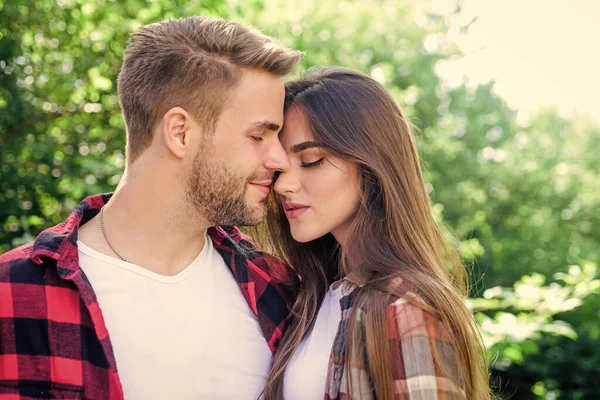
258, 67, 490, 399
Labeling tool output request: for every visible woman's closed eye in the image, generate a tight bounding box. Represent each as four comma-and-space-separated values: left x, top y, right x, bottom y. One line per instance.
300, 157, 324, 168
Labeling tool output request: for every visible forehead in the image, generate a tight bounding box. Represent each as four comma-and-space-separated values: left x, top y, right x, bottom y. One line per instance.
281, 107, 314, 146
221, 67, 285, 127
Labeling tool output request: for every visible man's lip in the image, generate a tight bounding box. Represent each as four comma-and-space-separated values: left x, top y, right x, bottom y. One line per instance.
249, 182, 271, 196
250, 181, 273, 186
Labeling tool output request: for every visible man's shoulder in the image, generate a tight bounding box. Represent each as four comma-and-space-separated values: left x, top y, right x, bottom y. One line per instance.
0, 216, 78, 288
209, 225, 295, 285
0, 242, 68, 322
0, 241, 35, 263
0, 242, 37, 280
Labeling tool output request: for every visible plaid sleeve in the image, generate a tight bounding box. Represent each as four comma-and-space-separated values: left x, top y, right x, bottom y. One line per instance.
388, 297, 466, 399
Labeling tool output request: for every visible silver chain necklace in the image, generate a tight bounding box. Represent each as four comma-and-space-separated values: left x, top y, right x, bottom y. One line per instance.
100, 207, 129, 263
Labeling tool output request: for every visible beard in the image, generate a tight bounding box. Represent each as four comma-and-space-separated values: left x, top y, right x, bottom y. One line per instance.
186, 148, 270, 227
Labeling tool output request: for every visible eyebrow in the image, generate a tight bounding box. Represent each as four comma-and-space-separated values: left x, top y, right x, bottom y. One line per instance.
291, 141, 322, 153
247, 120, 281, 133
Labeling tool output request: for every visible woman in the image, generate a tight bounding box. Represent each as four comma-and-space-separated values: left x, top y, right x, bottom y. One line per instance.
258, 67, 491, 399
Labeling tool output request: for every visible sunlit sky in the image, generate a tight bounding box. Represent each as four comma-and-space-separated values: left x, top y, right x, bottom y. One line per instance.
432, 0, 600, 123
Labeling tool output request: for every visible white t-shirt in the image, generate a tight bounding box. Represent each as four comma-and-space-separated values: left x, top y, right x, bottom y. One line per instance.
78, 234, 272, 400
284, 282, 345, 400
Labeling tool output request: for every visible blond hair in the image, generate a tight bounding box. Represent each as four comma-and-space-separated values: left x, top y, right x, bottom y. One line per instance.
117, 16, 303, 162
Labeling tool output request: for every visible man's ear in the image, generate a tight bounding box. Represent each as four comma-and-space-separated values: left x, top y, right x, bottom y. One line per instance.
161, 107, 192, 159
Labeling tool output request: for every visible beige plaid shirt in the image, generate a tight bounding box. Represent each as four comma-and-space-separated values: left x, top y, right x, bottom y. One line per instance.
324, 279, 467, 399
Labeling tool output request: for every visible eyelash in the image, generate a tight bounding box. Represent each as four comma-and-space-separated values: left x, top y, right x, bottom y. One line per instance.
300, 158, 324, 168
250, 136, 263, 142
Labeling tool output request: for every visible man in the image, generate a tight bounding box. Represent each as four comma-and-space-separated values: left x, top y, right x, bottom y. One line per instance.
0, 16, 302, 399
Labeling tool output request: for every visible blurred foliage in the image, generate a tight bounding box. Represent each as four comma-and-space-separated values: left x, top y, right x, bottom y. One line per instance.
474, 264, 599, 353
1, 0, 598, 398
470, 263, 600, 399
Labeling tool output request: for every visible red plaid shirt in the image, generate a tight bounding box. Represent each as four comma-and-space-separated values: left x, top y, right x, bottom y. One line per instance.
0, 194, 292, 399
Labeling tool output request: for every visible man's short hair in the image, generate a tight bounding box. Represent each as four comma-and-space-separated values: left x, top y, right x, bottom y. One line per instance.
117, 16, 303, 162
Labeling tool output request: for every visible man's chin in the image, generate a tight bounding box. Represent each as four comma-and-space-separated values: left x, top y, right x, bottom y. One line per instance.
237, 202, 267, 226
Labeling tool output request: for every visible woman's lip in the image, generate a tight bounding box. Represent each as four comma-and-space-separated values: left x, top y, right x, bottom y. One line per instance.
284, 206, 309, 219
283, 202, 308, 211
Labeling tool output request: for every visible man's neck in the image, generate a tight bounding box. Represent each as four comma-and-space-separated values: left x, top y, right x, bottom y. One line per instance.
78, 171, 211, 276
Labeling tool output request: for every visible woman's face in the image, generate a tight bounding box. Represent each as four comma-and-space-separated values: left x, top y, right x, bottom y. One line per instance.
274, 106, 361, 246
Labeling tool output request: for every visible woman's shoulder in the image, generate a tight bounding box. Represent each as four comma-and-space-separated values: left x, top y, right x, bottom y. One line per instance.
380, 284, 458, 359
346, 276, 446, 327
369, 278, 453, 341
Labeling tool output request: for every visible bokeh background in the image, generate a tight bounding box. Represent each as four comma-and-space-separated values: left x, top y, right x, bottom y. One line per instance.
1, 0, 598, 398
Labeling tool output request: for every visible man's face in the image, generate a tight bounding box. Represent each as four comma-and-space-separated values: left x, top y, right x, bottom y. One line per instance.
186, 67, 289, 226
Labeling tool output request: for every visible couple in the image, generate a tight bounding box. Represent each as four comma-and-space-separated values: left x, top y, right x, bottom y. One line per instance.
0, 16, 490, 400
